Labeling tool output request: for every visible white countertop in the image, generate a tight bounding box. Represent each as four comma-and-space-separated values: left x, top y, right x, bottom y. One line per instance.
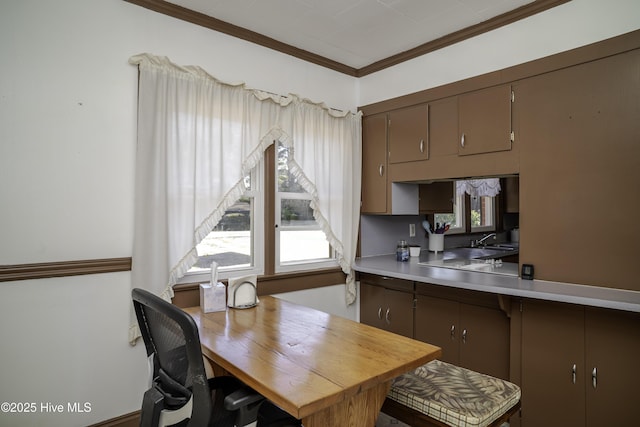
354, 254, 640, 313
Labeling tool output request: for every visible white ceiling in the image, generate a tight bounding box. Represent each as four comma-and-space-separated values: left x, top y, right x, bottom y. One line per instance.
166, 0, 536, 69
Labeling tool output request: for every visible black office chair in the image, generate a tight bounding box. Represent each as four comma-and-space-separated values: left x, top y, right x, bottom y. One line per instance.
132, 288, 301, 427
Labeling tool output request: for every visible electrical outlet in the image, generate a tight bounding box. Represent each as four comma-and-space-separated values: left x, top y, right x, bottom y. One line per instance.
409, 223, 416, 237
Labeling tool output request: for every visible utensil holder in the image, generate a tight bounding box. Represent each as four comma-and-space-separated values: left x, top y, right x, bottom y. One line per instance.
428, 234, 444, 253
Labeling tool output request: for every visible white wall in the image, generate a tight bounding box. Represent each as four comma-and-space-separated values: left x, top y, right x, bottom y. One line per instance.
1, 0, 639, 425
357, 0, 640, 106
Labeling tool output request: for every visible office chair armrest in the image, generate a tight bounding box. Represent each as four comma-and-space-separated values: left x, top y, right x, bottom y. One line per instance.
223, 387, 265, 410
223, 387, 265, 427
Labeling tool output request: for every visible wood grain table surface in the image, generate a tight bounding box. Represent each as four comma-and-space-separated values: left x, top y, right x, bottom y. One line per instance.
184, 296, 441, 426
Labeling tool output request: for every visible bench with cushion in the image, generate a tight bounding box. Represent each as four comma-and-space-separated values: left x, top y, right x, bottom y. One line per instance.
383, 360, 521, 427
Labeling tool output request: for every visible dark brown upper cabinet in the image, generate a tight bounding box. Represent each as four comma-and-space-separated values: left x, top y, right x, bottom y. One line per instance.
388, 104, 429, 164
458, 84, 513, 156
361, 113, 389, 214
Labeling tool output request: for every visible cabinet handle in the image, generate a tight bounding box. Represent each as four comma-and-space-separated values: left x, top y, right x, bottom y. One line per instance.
572, 364, 577, 384
419, 139, 424, 153
378, 164, 384, 177
377, 307, 382, 320
385, 308, 391, 325
462, 329, 467, 344
461, 133, 466, 148
450, 325, 456, 339
592, 367, 597, 389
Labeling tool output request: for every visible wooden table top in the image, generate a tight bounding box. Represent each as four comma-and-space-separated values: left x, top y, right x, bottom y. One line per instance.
184, 296, 441, 420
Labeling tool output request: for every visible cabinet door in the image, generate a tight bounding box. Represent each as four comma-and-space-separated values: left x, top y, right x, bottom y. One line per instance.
383, 288, 415, 337
360, 282, 413, 338
585, 308, 640, 426
521, 300, 585, 427
459, 303, 510, 380
361, 113, 388, 214
419, 181, 453, 214
458, 84, 512, 156
415, 295, 459, 365
388, 104, 429, 164
360, 282, 386, 328
429, 96, 459, 159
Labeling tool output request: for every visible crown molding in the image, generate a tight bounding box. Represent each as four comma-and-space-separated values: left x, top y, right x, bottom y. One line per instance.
124, 0, 570, 77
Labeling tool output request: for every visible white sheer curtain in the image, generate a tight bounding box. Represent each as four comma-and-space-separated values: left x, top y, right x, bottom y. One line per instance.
128, 54, 361, 343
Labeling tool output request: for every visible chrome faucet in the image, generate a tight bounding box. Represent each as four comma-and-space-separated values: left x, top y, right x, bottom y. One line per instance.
474, 233, 497, 247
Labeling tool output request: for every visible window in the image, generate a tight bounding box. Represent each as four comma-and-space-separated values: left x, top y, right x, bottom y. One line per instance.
184, 141, 335, 282
434, 181, 496, 233
276, 142, 334, 272
434, 191, 464, 233
470, 195, 495, 231
188, 166, 264, 280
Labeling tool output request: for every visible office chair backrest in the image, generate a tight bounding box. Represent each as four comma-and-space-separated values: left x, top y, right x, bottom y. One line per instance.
132, 288, 211, 426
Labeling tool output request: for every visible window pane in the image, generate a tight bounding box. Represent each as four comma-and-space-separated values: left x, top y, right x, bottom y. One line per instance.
276, 141, 333, 268
280, 230, 330, 263
191, 198, 253, 270
471, 196, 494, 228
280, 199, 315, 226
435, 189, 463, 231
277, 143, 304, 193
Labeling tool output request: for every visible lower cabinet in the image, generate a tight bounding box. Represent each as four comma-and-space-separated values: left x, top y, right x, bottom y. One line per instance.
359, 274, 414, 338
519, 299, 640, 427
414, 284, 510, 380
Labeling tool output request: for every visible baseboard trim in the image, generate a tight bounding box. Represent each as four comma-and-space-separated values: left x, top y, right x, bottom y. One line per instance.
87, 410, 139, 427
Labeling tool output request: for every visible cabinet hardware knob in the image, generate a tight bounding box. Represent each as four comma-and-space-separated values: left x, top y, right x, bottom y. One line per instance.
378, 307, 382, 320
378, 164, 384, 177
572, 364, 577, 384
461, 133, 466, 148
419, 139, 424, 153
385, 308, 391, 324
462, 329, 467, 344
592, 367, 597, 389
450, 325, 455, 339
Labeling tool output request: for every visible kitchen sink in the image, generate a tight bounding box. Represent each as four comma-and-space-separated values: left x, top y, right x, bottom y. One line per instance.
446, 246, 514, 260
417, 243, 519, 276
467, 244, 517, 251
457, 263, 496, 272
425, 259, 518, 276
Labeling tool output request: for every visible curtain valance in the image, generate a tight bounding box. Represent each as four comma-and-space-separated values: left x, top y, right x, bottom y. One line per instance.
456, 178, 501, 198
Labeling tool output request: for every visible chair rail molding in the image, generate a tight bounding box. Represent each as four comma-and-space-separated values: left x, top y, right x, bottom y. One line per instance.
0, 258, 133, 282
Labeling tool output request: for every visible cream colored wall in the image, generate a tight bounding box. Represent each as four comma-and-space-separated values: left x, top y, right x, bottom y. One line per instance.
0, 1, 356, 426
1, 0, 638, 425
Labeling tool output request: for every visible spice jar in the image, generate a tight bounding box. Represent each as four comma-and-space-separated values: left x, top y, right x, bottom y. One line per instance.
396, 240, 409, 262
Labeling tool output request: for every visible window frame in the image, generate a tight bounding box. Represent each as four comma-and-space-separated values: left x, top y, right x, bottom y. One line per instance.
470, 195, 496, 233
274, 143, 338, 273
434, 181, 497, 235
179, 142, 339, 286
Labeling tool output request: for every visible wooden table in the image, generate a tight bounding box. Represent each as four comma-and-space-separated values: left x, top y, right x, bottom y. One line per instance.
184, 296, 441, 426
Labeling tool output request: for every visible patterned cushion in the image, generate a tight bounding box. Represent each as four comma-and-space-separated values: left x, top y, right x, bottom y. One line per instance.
388, 360, 521, 427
